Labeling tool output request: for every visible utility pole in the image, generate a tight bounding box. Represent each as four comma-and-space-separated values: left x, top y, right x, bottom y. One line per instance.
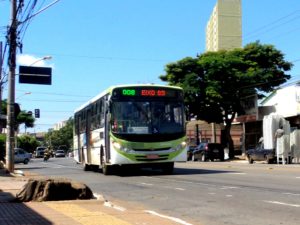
6, 0, 17, 173
0, 41, 3, 133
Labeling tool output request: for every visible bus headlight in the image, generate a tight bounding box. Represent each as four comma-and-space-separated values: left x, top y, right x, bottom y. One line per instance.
112, 141, 131, 153
174, 141, 187, 151
112, 141, 121, 150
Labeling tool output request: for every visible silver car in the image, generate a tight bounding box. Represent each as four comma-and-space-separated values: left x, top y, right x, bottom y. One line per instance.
55, 150, 65, 157
14, 148, 31, 164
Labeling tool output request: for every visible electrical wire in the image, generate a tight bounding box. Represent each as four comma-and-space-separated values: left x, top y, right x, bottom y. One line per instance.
243, 10, 300, 40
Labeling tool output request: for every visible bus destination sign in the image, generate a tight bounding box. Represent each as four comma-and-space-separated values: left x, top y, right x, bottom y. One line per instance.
112, 87, 183, 99
122, 89, 166, 97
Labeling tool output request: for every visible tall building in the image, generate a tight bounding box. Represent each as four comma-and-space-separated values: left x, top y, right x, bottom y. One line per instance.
206, 0, 242, 52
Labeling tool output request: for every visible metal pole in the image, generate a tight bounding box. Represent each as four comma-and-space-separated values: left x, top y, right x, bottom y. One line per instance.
0, 42, 3, 133
6, 0, 17, 173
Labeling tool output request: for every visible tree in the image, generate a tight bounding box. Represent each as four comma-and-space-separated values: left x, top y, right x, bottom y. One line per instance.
1, 99, 35, 131
17, 135, 40, 153
160, 42, 293, 158
44, 118, 73, 150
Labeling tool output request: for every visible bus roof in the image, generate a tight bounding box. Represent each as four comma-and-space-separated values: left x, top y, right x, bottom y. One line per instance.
74, 84, 182, 113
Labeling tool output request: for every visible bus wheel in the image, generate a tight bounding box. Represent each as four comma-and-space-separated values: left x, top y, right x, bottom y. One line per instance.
102, 164, 111, 175
83, 163, 91, 171
161, 162, 174, 175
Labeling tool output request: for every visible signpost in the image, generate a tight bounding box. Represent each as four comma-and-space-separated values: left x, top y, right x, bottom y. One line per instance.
19, 66, 52, 85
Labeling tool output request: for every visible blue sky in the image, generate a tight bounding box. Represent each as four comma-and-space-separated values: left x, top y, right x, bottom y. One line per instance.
1, 0, 300, 133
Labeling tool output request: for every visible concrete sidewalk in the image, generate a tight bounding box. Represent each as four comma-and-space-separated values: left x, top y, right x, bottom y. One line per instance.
0, 165, 191, 225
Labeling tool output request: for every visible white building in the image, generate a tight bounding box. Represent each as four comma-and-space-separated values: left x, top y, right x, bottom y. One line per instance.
53, 120, 67, 131
261, 83, 300, 119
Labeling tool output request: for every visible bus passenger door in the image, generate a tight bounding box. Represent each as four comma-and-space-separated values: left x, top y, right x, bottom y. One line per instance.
104, 100, 111, 163
86, 108, 92, 164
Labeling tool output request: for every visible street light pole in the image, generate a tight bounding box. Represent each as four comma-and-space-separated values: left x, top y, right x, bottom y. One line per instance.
0, 42, 3, 133
29, 56, 52, 66
6, 0, 17, 173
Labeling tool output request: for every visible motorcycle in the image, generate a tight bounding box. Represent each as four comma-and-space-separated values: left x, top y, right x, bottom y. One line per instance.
43, 153, 50, 161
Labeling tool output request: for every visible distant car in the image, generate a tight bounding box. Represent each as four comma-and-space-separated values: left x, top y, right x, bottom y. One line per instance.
187, 146, 196, 161
192, 143, 224, 161
14, 148, 31, 164
35, 147, 46, 158
55, 150, 65, 157
246, 142, 276, 164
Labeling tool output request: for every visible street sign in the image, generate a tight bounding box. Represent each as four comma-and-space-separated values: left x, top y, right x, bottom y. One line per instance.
19, 66, 52, 85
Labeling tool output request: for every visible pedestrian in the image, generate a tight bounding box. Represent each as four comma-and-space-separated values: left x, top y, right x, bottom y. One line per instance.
275, 125, 284, 139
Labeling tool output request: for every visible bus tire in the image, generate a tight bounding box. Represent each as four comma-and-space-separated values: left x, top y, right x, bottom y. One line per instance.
102, 163, 112, 175
83, 163, 91, 171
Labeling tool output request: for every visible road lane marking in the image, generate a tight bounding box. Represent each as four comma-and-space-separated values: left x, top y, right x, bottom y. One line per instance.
145, 210, 193, 225
283, 193, 300, 196
175, 187, 185, 191
226, 195, 233, 197
264, 200, 300, 208
220, 186, 238, 190
104, 201, 126, 212
139, 182, 153, 186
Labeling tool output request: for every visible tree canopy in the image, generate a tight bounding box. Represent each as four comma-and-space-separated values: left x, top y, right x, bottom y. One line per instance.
160, 41, 293, 157
44, 117, 73, 150
1, 99, 35, 131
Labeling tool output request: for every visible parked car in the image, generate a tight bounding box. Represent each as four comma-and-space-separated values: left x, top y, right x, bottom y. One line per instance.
55, 150, 66, 157
35, 146, 46, 158
187, 145, 196, 161
192, 143, 224, 161
246, 142, 276, 164
14, 148, 31, 164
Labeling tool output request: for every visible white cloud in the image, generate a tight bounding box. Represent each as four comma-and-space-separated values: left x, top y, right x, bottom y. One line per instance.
17, 54, 53, 67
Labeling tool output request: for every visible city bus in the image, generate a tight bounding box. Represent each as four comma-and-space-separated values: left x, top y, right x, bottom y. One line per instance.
73, 84, 187, 175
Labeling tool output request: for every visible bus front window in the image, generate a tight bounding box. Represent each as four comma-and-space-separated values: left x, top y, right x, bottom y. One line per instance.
111, 101, 151, 134
111, 101, 184, 135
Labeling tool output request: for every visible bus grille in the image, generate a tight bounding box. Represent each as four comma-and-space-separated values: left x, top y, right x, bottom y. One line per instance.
135, 154, 169, 161
132, 147, 170, 152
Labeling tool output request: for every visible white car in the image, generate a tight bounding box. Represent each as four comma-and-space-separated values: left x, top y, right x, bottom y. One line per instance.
14, 148, 31, 164
55, 150, 65, 157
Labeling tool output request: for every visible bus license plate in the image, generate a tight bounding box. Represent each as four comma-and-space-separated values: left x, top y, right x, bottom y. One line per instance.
147, 154, 159, 159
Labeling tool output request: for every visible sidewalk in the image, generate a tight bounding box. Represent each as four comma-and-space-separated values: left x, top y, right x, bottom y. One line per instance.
0, 164, 191, 225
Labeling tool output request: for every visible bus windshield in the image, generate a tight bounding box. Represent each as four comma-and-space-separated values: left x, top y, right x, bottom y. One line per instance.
111, 100, 184, 135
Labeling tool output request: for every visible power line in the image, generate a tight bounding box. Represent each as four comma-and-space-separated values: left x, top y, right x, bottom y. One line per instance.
244, 10, 300, 40
27, 52, 171, 63
16, 89, 92, 98
18, 99, 85, 103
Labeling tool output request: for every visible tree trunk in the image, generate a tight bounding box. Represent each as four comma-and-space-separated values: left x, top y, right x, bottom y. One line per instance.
224, 120, 235, 159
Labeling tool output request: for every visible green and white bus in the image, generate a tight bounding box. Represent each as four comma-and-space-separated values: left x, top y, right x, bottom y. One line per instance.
73, 84, 187, 175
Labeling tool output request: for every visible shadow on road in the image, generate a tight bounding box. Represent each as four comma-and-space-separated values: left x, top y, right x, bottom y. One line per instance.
115, 167, 239, 177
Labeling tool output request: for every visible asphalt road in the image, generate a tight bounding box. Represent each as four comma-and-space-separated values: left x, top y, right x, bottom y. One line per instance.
16, 158, 300, 225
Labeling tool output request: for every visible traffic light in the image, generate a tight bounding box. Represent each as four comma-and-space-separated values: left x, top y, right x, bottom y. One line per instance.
34, 109, 40, 118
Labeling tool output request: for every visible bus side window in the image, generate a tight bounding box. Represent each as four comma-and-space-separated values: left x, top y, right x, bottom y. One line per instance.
91, 103, 96, 130
80, 110, 86, 134
99, 99, 105, 127
75, 114, 80, 135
